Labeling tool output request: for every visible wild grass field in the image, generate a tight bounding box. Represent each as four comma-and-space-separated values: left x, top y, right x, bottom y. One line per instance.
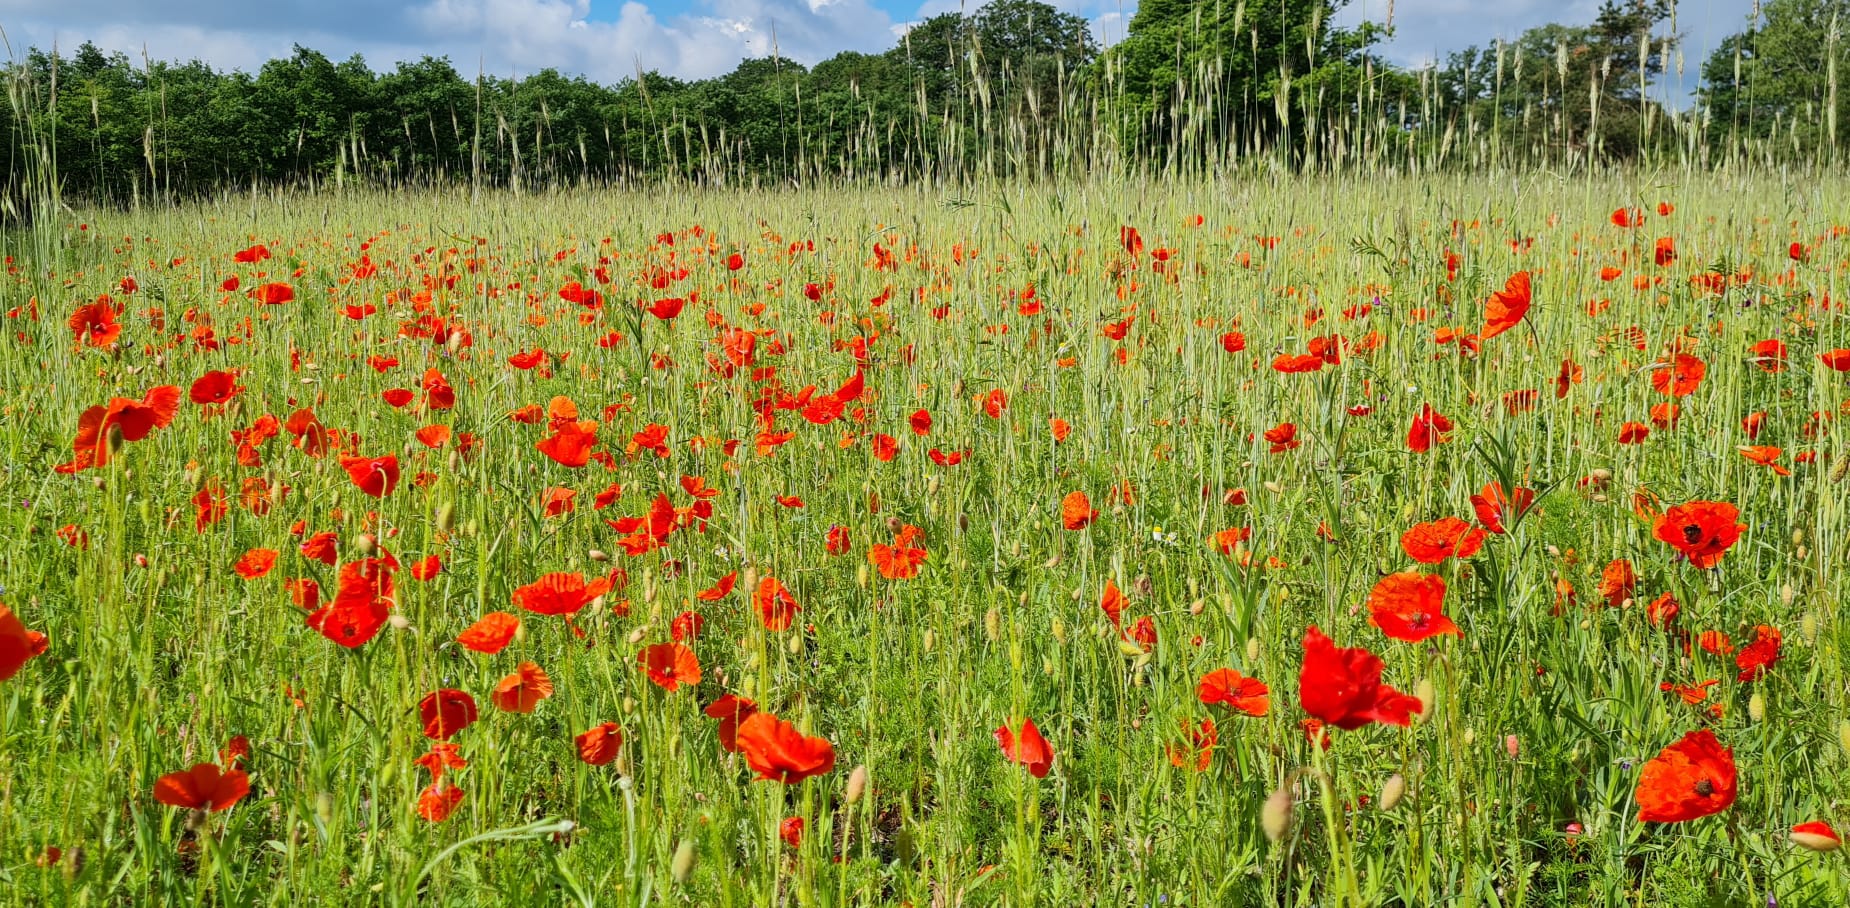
1, 171, 1847, 907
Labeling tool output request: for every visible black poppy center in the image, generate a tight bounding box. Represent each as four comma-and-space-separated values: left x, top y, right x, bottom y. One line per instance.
1681, 524, 1704, 544
1694, 778, 1715, 797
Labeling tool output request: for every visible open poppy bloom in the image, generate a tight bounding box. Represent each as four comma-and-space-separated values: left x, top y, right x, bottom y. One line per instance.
1635, 729, 1736, 823
576, 723, 624, 766
1166, 717, 1217, 771
1061, 490, 1098, 530
1734, 624, 1781, 681
0, 602, 50, 682
638, 642, 701, 691
1652, 501, 1744, 569
735, 712, 836, 783
1400, 518, 1486, 564
512, 572, 611, 616
1197, 668, 1270, 716
457, 612, 520, 654
154, 762, 250, 812
753, 577, 800, 631
1297, 626, 1423, 730
56, 385, 182, 473
419, 689, 479, 740
1405, 404, 1453, 453
339, 454, 400, 497
995, 717, 1054, 778
491, 661, 553, 713
705, 693, 759, 752
1366, 572, 1460, 642
1471, 482, 1535, 535
418, 782, 465, 822
868, 525, 928, 579
1479, 270, 1531, 340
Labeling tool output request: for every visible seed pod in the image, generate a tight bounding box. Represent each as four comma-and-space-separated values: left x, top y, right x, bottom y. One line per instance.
670, 838, 696, 883
1379, 774, 1407, 812
1261, 785, 1294, 843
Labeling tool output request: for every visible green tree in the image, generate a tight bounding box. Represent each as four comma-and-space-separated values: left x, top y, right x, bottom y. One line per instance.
1701, 0, 1849, 157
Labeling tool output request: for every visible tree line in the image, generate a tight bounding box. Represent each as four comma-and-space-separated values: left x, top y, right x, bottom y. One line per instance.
0, 0, 1843, 209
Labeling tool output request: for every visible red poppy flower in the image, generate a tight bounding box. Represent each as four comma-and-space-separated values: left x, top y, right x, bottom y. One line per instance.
0, 602, 50, 682
1479, 271, 1531, 341
419, 689, 479, 740
249, 282, 295, 304
1166, 717, 1217, 771
735, 712, 836, 783
1366, 572, 1460, 642
1650, 354, 1706, 397
1061, 490, 1098, 530
305, 557, 395, 648
456, 612, 520, 654
1652, 501, 1744, 569
1611, 207, 1643, 228
154, 762, 250, 812
339, 454, 400, 497
1734, 625, 1781, 682
869, 526, 928, 579
1400, 518, 1486, 564
754, 576, 800, 631
1197, 668, 1270, 716
233, 243, 271, 263
995, 717, 1054, 778
705, 693, 759, 752
1264, 422, 1300, 453
512, 572, 611, 616
1405, 404, 1453, 453
576, 722, 624, 766
69, 299, 122, 347
57, 384, 182, 473
537, 419, 600, 467
233, 548, 278, 580
491, 661, 553, 713
638, 642, 701, 691
1596, 559, 1636, 607
1635, 729, 1736, 823
418, 782, 465, 822
909, 409, 932, 436
1470, 482, 1535, 535
779, 816, 805, 848
189, 370, 242, 405
1819, 349, 1850, 371
1099, 579, 1125, 627
1297, 625, 1423, 730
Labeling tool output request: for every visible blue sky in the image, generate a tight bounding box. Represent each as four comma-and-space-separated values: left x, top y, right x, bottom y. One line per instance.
0, 0, 1750, 97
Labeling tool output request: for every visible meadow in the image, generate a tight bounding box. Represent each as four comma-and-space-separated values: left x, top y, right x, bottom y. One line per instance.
0, 170, 1847, 906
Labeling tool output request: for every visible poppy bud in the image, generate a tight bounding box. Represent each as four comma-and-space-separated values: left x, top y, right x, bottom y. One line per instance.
464, 518, 479, 538
1263, 481, 1282, 494
1780, 583, 1795, 606
1590, 468, 1612, 482
1505, 735, 1520, 759
626, 625, 649, 644
984, 608, 1000, 641
1802, 612, 1816, 642
787, 634, 802, 655
445, 330, 464, 355
316, 792, 333, 827
589, 549, 608, 562
1830, 456, 1849, 484
1042, 554, 1061, 569
1134, 574, 1153, 597
742, 567, 759, 594
354, 533, 376, 556
1791, 822, 1844, 852
92, 477, 106, 491
1189, 599, 1205, 615
1793, 527, 1806, 547
958, 513, 969, 533
885, 516, 903, 533
856, 563, 868, 588
1379, 774, 1406, 811
670, 838, 696, 883
434, 503, 455, 532
1748, 692, 1766, 723
61, 846, 83, 881
1246, 637, 1261, 663
1261, 785, 1294, 842
1050, 619, 1066, 643
845, 765, 869, 805
922, 629, 935, 652
1797, 545, 1809, 560
134, 553, 148, 568
388, 614, 410, 631
1414, 678, 1436, 723
926, 476, 940, 496
105, 423, 126, 456
1463, 728, 1476, 746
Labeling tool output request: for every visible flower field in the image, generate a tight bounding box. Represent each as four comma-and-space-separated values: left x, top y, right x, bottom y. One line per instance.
2, 172, 1848, 905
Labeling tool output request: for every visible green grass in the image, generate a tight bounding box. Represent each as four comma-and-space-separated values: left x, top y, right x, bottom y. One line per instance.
0, 170, 1846, 906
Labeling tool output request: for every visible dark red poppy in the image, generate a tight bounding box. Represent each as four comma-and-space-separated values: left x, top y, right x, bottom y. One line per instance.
154, 763, 250, 812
